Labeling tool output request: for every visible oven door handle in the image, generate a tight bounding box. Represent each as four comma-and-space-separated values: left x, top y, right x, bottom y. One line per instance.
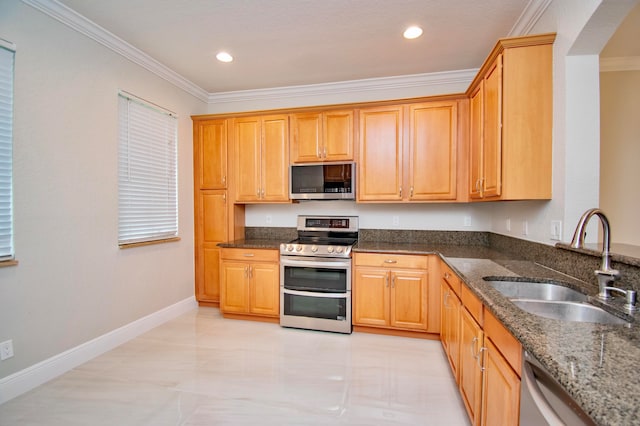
283, 288, 349, 299
280, 257, 351, 269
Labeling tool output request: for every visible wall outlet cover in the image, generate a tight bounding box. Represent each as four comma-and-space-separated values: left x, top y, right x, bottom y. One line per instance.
0, 340, 14, 360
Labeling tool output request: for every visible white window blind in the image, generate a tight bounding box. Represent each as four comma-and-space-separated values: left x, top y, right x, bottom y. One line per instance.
118, 93, 178, 245
0, 41, 15, 261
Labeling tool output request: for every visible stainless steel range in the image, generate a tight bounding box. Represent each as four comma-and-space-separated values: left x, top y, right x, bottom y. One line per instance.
279, 215, 358, 334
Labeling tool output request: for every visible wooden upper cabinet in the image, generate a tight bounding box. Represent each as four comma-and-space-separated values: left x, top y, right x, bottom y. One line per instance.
467, 33, 555, 200
194, 119, 227, 189
358, 101, 460, 202
358, 106, 403, 201
233, 115, 289, 202
290, 110, 354, 163
408, 101, 458, 200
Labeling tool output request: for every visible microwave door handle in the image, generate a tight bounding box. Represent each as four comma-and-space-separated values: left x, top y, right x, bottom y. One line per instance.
283, 289, 347, 299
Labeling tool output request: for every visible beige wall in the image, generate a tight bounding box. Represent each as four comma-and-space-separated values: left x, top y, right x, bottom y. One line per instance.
600, 70, 640, 245
0, 1, 206, 379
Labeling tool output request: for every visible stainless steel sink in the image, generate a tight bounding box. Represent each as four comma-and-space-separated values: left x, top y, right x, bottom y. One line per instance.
486, 279, 630, 325
511, 299, 629, 325
487, 280, 588, 302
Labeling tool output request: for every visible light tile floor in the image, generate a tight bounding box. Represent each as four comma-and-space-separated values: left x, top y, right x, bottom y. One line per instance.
0, 308, 469, 425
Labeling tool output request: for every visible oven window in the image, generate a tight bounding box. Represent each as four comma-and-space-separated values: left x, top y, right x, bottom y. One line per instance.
283, 265, 347, 292
283, 293, 347, 320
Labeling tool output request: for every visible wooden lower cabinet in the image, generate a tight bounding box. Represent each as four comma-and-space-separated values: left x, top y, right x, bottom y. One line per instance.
480, 338, 521, 425
441, 280, 461, 379
440, 260, 521, 425
459, 307, 484, 425
219, 248, 279, 319
353, 253, 437, 335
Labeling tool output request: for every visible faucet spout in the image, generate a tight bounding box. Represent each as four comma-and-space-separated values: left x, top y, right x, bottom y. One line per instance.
570, 208, 616, 273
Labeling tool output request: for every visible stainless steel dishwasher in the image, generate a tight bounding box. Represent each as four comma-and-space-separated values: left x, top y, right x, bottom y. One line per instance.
520, 351, 597, 426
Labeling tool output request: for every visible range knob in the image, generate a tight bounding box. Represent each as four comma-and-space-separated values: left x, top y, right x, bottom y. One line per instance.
295, 244, 303, 252
336, 246, 344, 253
311, 245, 318, 253
286, 244, 294, 252
327, 246, 335, 253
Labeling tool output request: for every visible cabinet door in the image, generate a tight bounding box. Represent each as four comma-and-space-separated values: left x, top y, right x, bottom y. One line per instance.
353, 267, 390, 327
480, 338, 520, 426
220, 261, 249, 313
234, 117, 262, 201
261, 115, 289, 201
249, 262, 279, 316
195, 190, 227, 303
358, 106, 403, 201
390, 269, 428, 330
408, 102, 457, 200
469, 84, 483, 199
459, 308, 484, 425
290, 113, 322, 163
482, 55, 502, 198
442, 282, 461, 380
195, 119, 227, 189
324, 110, 354, 161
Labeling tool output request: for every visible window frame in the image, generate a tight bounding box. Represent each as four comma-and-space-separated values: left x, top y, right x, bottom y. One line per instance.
0, 38, 16, 264
117, 91, 179, 247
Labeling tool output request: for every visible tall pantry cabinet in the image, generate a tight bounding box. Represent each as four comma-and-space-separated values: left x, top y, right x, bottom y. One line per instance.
193, 118, 242, 305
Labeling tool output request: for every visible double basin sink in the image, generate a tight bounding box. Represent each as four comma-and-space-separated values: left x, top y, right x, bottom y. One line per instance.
486, 280, 629, 325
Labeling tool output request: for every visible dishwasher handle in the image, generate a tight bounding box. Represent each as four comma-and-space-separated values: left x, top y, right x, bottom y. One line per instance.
523, 360, 565, 426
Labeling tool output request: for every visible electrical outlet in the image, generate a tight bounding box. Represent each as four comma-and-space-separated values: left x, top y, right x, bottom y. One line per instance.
1, 340, 14, 360
506, 218, 511, 232
522, 221, 529, 236
550, 220, 562, 241
265, 215, 272, 225
463, 216, 471, 227
392, 216, 400, 227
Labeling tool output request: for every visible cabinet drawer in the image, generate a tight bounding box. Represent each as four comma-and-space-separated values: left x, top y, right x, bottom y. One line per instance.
354, 253, 428, 269
220, 248, 279, 262
461, 285, 483, 326
441, 261, 461, 296
484, 309, 522, 377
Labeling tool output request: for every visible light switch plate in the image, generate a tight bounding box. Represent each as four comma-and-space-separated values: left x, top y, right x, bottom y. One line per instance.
550, 220, 562, 241
0, 340, 13, 360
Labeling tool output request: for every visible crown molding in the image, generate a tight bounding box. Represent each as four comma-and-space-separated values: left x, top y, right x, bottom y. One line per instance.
600, 56, 640, 72
207, 69, 477, 105
21, 0, 209, 102
509, 0, 553, 36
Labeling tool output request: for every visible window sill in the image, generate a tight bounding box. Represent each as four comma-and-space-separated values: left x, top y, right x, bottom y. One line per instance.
119, 237, 181, 249
0, 259, 19, 268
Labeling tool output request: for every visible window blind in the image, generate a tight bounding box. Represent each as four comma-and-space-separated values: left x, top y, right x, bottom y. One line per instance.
118, 93, 178, 245
0, 42, 15, 261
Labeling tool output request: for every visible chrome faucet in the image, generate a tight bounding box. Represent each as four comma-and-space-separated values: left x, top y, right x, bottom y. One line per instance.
570, 208, 636, 310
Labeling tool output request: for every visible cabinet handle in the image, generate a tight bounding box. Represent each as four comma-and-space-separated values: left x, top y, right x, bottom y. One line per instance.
471, 337, 479, 359
410, 186, 414, 197
385, 274, 389, 288
243, 253, 255, 257
384, 259, 397, 264
444, 272, 451, 279
222, 175, 226, 184
257, 189, 261, 198
249, 266, 253, 279
478, 347, 487, 371
222, 193, 226, 202
323, 146, 327, 158
244, 266, 248, 278
443, 290, 451, 307
480, 178, 485, 198
391, 275, 396, 288
399, 186, 402, 197
261, 189, 265, 198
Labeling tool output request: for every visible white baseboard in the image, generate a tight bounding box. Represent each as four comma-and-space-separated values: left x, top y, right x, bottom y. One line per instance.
0, 296, 198, 404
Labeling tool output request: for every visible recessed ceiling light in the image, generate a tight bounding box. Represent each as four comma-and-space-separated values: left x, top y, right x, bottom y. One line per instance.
403, 26, 423, 40
216, 51, 233, 63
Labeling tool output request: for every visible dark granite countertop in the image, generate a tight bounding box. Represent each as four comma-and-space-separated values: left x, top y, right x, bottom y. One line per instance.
217, 239, 283, 250
222, 236, 640, 424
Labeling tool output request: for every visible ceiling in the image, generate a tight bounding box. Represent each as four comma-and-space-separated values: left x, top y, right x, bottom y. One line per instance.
57, 0, 533, 94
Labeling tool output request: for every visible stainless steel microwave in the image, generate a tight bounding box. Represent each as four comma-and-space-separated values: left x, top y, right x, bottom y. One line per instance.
289, 162, 355, 200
